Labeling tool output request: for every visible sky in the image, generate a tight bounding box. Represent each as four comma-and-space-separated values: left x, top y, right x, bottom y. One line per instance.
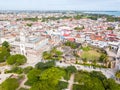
0, 0, 120, 11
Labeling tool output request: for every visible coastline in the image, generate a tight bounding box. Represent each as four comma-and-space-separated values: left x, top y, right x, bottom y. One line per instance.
83, 11, 120, 17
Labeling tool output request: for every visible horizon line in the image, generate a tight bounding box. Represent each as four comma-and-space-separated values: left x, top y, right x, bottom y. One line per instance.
0, 10, 120, 11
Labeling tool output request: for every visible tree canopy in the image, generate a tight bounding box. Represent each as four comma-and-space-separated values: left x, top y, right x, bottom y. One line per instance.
2, 41, 9, 48
73, 71, 120, 90
0, 78, 19, 90
29, 67, 65, 90
115, 70, 120, 78
7, 54, 27, 65
65, 66, 77, 74
64, 41, 77, 49
42, 48, 63, 60
40, 67, 65, 85
0, 47, 10, 63
27, 69, 41, 84
35, 61, 55, 70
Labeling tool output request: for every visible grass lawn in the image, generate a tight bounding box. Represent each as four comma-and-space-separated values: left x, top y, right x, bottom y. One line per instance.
81, 50, 101, 62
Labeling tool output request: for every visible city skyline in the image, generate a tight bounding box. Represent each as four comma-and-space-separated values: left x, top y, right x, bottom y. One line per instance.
0, 0, 120, 11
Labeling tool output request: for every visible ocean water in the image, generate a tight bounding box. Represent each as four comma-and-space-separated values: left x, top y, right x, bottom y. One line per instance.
84, 11, 120, 17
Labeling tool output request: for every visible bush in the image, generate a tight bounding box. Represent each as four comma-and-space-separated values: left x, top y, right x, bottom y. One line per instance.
7, 54, 27, 65
23, 66, 33, 74
5, 66, 23, 74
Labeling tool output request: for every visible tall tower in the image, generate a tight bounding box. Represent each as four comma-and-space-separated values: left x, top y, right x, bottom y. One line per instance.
0, 29, 4, 44
20, 32, 26, 56
115, 45, 120, 70
117, 45, 120, 57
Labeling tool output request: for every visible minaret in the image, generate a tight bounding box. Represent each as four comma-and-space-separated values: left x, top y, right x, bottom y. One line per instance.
117, 45, 120, 57
115, 45, 120, 70
0, 29, 4, 44
20, 31, 26, 56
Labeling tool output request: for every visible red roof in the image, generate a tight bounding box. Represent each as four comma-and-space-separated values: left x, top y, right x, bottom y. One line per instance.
108, 34, 116, 36
90, 35, 103, 41
67, 38, 75, 42
63, 34, 70, 36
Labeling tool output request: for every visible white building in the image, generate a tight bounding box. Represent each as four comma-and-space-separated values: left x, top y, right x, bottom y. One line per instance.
1, 31, 49, 62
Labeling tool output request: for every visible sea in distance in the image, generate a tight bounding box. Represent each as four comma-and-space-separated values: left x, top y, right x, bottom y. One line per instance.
0, 10, 120, 17
84, 11, 120, 17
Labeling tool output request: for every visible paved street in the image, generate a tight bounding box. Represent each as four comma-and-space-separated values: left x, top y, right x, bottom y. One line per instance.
56, 61, 115, 79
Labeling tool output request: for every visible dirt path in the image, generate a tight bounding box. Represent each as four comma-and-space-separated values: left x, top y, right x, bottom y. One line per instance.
17, 75, 30, 90
67, 73, 75, 90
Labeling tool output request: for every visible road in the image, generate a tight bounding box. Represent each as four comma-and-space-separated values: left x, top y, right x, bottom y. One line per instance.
56, 61, 115, 79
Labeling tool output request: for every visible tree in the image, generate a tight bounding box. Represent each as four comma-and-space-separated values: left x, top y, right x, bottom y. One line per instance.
42, 51, 51, 60
35, 61, 55, 70
115, 70, 120, 78
7, 54, 27, 65
0, 47, 10, 63
65, 66, 77, 74
107, 27, 114, 30
26, 23, 32, 27
9, 66, 23, 74
99, 54, 108, 63
40, 67, 65, 86
107, 79, 120, 90
74, 15, 82, 20
74, 71, 105, 90
6, 55, 16, 65
56, 51, 63, 56
42, 48, 63, 60
0, 78, 19, 90
2, 41, 9, 48
30, 81, 54, 90
65, 41, 77, 49
74, 26, 84, 30
23, 66, 33, 74
27, 69, 41, 84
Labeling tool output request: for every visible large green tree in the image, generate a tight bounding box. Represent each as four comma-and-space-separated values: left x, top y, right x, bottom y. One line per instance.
0, 47, 10, 63
30, 67, 65, 90
30, 81, 54, 90
7, 54, 27, 65
27, 69, 41, 84
107, 79, 120, 90
35, 61, 55, 70
0, 78, 19, 90
40, 67, 65, 86
2, 41, 9, 48
65, 66, 77, 74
